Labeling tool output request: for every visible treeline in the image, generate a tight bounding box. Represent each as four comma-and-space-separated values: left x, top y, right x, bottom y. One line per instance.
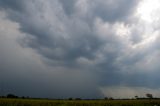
0, 94, 30, 99
1, 93, 160, 100
0, 94, 112, 100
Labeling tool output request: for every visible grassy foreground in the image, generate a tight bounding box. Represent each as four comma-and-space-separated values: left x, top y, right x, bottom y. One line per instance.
0, 98, 160, 106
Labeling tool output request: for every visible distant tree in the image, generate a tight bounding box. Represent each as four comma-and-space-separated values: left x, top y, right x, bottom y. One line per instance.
68, 97, 73, 100
109, 97, 114, 100
135, 96, 138, 99
7, 94, 18, 98
75, 98, 81, 100
21, 96, 25, 99
26, 96, 30, 99
1, 96, 5, 98
146, 93, 153, 99
104, 97, 108, 100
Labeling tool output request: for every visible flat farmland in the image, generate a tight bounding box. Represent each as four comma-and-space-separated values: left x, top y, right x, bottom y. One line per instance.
0, 98, 160, 106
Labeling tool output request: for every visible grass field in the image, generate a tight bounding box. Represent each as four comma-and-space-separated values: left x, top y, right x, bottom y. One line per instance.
0, 98, 160, 106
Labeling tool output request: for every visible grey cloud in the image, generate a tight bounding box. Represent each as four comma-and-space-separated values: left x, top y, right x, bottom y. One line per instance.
0, 0, 24, 11
59, 0, 76, 15
0, 0, 138, 65
1, 0, 160, 98
0, 0, 104, 67
0, 11, 102, 98
89, 0, 139, 22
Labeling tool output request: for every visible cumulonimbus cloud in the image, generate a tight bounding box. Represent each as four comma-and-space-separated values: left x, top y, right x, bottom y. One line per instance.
1, 0, 160, 98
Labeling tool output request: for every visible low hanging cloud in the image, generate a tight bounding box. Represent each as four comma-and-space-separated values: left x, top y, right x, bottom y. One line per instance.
1, 0, 160, 98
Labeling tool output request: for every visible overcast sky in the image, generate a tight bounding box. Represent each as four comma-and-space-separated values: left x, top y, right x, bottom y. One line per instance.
1, 0, 160, 99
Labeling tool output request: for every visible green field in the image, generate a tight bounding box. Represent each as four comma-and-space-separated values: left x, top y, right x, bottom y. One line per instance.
0, 98, 160, 106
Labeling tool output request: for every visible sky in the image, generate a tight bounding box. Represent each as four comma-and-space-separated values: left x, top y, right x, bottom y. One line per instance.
0, 0, 160, 99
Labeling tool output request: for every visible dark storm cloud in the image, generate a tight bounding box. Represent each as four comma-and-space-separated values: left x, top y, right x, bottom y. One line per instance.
1, 0, 160, 98
0, 0, 104, 67
0, 0, 24, 10
0, 8, 102, 98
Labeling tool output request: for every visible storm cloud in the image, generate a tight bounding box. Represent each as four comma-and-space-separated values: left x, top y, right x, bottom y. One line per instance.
0, 0, 160, 98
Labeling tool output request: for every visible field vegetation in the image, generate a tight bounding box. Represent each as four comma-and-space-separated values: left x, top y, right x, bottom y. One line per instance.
0, 98, 160, 106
